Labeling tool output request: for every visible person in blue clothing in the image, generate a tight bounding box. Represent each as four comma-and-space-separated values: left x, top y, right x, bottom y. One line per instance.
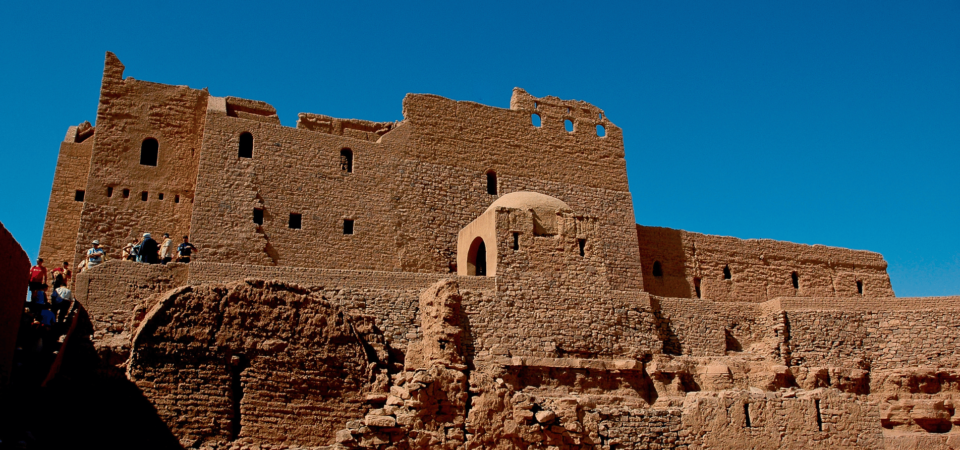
176, 235, 199, 263
138, 233, 160, 264
29, 284, 48, 317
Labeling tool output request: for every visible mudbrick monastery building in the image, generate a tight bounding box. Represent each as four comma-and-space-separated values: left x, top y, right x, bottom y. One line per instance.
2, 52, 959, 449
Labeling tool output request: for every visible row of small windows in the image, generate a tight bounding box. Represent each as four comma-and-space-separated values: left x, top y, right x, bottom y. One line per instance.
254, 208, 354, 234
651, 261, 866, 296
82, 187, 181, 203
530, 114, 606, 137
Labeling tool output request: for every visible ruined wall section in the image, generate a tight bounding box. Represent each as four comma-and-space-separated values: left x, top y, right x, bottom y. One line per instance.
776, 296, 960, 371
39, 124, 94, 267
652, 296, 778, 357
75, 52, 208, 265
0, 221, 30, 385
390, 89, 642, 289
637, 225, 894, 302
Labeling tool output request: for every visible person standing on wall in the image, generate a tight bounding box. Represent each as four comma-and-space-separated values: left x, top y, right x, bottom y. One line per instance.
159, 233, 174, 264
86, 240, 105, 269
139, 233, 159, 264
28, 258, 47, 296
177, 236, 199, 263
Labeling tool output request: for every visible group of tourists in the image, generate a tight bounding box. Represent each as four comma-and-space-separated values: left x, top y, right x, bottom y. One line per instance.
24, 258, 74, 355
118, 233, 198, 265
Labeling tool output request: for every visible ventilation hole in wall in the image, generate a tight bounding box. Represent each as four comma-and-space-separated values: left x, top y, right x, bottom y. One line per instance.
343, 219, 354, 235
815, 399, 823, 431
122, 189, 130, 199
229, 355, 249, 440
531, 113, 541, 127
486, 171, 497, 195
652, 261, 663, 277
174, 195, 180, 203
596, 124, 606, 137
578, 239, 586, 257
74, 190, 85, 202
158, 193, 164, 200
289, 213, 302, 229
512, 232, 519, 251
744, 403, 752, 427
140, 138, 159, 166
857, 280, 863, 295
106, 187, 113, 197
238, 132, 253, 158
141, 191, 148, 201
340, 148, 353, 173
564, 119, 574, 133
723, 265, 732, 280
253, 208, 264, 225
694, 277, 702, 299
791, 271, 799, 289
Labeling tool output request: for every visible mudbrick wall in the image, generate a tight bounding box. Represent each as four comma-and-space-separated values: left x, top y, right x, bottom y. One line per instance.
0, 221, 30, 385
38, 123, 94, 268
637, 225, 894, 302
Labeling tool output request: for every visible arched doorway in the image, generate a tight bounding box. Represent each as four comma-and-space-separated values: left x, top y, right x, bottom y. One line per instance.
467, 237, 487, 276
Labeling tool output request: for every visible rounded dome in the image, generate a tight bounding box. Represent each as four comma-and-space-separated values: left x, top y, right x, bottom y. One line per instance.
486, 192, 572, 236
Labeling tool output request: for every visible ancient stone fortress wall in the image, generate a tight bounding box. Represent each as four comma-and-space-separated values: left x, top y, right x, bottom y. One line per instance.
0, 221, 30, 385
637, 225, 894, 302
72, 52, 208, 267
38, 122, 94, 267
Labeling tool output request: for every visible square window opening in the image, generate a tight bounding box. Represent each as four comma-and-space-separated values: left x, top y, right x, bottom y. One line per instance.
289, 213, 302, 229
122, 189, 130, 199
253, 208, 264, 225
141, 191, 148, 201
106, 187, 113, 197
343, 219, 354, 235
74, 190, 85, 202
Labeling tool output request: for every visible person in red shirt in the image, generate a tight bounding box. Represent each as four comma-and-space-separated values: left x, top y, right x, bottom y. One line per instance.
28, 258, 47, 293
51, 260, 72, 288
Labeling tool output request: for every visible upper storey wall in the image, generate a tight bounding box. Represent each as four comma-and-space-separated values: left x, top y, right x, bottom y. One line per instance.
637, 225, 894, 302
39, 124, 94, 267
75, 53, 208, 264
392, 88, 628, 193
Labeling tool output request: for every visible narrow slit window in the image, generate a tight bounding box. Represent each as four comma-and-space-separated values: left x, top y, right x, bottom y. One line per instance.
158, 193, 164, 200
723, 265, 732, 280
289, 213, 302, 229
340, 148, 353, 173
596, 124, 606, 137
174, 195, 180, 203
744, 403, 752, 427
815, 399, 823, 431
652, 261, 663, 277
74, 190, 85, 202
857, 280, 863, 295
598, 112, 603, 120
343, 219, 354, 235
122, 189, 130, 199
694, 277, 702, 299
531, 113, 541, 127
578, 239, 586, 257
512, 232, 519, 251
253, 208, 264, 225
238, 132, 253, 158
486, 171, 497, 195
141, 191, 148, 201
791, 271, 799, 289
140, 138, 159, 166
564, 119, 574, 132
107, 187, 113, 197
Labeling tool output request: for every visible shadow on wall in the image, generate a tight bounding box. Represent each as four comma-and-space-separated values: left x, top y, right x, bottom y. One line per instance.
0, 304, 181, 450
637, 226, 692, 299
649, 296, 682, 356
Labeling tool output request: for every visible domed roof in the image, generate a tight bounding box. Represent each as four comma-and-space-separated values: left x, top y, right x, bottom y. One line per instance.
486, 192, 572, 236
486, 191, 571, 215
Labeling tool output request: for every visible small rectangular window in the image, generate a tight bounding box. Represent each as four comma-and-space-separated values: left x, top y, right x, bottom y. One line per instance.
253, 208, 264, 225
141, 191, 148, 201
578, 239, 586, 257
107, 187, 113, 197
289, 213, 302, 229
158, 193, 164, 200
74, 190, 85, 202
174, 195, 180, 203
512, 232, 519, 250
343, 219, 354, 235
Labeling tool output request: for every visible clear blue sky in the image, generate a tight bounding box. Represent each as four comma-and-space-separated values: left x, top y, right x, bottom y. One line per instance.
1, 1, 957, 296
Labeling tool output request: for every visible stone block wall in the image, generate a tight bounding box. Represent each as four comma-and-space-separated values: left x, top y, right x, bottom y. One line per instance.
653, 296, 776, 357
0, 221, 30, 385
637, 225, 894, 302
38, 126, 93, 267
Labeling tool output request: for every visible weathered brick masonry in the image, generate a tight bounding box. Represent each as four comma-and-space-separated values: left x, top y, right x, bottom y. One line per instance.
30, 52, 960, 449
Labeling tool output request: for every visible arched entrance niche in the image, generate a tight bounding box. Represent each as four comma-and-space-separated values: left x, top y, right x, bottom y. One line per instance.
467, 237, 487, 276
